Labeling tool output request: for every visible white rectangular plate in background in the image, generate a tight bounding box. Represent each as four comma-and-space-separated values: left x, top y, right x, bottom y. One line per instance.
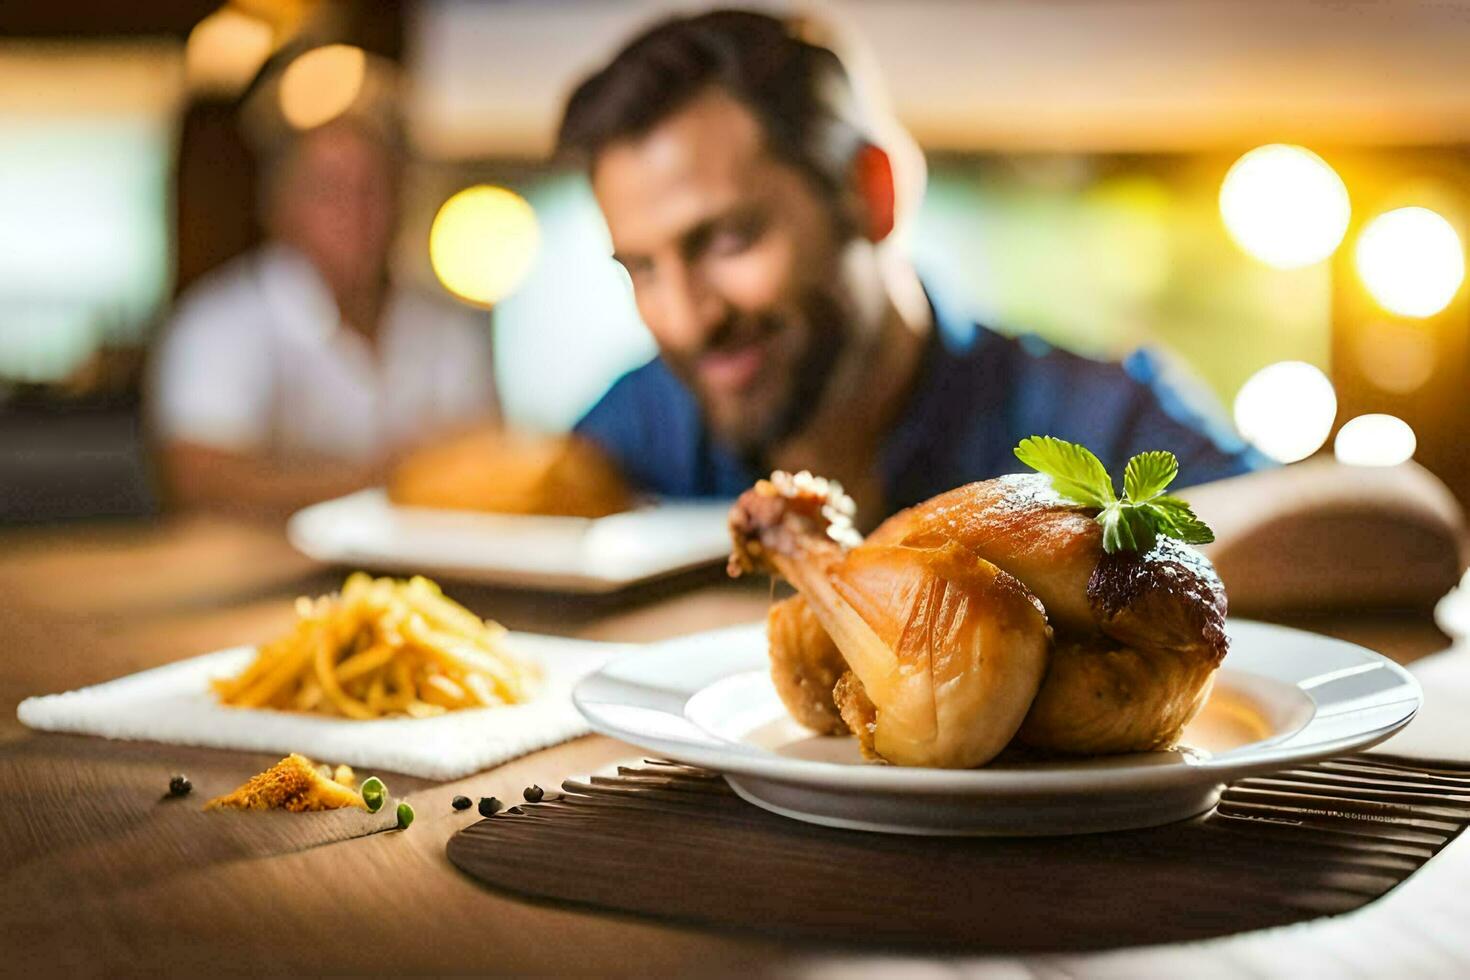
287, 489, 735, 592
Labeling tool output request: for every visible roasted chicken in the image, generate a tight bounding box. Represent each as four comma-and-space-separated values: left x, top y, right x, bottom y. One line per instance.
730, 471, 1228, 767
731, 472, 1052, 768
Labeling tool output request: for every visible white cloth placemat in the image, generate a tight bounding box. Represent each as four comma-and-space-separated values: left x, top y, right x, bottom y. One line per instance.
16, 633, 631, 781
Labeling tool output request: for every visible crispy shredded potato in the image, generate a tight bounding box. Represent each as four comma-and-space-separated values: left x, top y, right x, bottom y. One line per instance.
212, 573, 537, 719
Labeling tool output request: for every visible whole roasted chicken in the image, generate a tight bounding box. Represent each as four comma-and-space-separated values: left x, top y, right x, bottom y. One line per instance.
729, 452, 1228, 769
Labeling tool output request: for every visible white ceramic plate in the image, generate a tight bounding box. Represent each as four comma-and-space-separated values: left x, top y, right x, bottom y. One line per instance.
1434, 570, 1470, 639
287, 489, 734, 592
574, 620, 1421, 836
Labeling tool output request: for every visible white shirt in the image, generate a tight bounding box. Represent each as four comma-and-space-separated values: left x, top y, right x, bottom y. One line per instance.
152, 245, 498, 461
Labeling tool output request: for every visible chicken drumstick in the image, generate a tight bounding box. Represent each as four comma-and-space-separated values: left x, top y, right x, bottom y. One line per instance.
730, 472, 1052, 768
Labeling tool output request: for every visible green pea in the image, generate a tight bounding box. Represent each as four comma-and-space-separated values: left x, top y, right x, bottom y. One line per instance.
396, 801, 415, 830
361, 776, 387, 813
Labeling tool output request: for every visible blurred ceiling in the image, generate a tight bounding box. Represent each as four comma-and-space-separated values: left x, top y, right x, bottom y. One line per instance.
0, 1, 220, 37
409, 0, 1470, 158
10, 1, 1470, 155
1, 1, 398, 60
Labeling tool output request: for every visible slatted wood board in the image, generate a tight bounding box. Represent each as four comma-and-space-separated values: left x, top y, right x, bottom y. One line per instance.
446, 754, 1470, 951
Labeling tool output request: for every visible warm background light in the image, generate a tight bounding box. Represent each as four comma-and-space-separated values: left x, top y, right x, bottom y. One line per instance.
1232, 360, 1338, 463
429, 185, 541, 306
278, 44, 365, 130
1219, 144, 1351, 269
185, 7, 274, 97
1352, 320, 1438, 393
1354, 206, 1465, 317
1334, 413, 1417, 466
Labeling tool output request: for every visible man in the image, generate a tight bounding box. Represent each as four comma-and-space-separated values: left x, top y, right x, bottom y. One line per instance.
559, 10, 1262, 526
151, 116, 499, 516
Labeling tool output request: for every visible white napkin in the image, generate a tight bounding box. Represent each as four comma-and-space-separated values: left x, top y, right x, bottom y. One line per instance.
16, 633, 630, 781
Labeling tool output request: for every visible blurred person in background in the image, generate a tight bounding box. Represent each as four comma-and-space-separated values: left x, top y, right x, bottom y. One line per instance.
150, 107, 499, 517
559, 10, 1265, 528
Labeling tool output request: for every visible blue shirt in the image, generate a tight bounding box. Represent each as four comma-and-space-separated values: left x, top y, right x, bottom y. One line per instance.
575, 298, 1265, 513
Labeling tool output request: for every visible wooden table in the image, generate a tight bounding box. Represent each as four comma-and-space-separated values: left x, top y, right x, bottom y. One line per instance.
0, 517, 1457, 976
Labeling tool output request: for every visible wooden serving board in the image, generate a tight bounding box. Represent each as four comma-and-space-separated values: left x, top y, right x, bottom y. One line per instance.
446, 754, 1470, 951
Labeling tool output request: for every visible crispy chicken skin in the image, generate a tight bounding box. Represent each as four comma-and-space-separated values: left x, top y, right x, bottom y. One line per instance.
865, 474, 1102, 634
731, 471, 1229, 764
732, 473, 1052, 768
767, 595, 849, 735
833, 669, 877, 758
1017, 635, 1219, 754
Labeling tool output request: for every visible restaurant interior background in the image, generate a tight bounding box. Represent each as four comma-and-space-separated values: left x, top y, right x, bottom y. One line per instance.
3, 0, 1469, 524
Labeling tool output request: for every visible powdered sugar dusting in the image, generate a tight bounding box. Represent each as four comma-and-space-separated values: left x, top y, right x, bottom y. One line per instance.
991, 472, 1087, 513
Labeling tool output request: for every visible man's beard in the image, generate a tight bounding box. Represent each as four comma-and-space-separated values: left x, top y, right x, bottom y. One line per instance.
665, 288, 851, 464
752, 289, 848, 454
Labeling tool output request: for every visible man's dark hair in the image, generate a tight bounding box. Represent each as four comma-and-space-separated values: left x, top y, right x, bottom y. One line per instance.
557, 9, 866, 198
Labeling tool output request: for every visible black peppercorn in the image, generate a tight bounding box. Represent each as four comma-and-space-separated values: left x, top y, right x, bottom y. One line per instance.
477, 796, 502, 817
523, 785, 544, 803
452, 795, 472, 811
168, 774, 192, 798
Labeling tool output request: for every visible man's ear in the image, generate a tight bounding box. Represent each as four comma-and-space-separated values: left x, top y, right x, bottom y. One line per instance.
851, 142, 896, 243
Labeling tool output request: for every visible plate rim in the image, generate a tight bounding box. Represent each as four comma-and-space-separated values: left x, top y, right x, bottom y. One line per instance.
573, 618, 1422, 795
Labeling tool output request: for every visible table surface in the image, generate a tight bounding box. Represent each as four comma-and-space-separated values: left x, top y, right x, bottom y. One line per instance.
0, 516, 1461, 977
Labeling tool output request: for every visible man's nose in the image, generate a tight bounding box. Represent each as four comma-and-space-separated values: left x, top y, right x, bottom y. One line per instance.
657, 261, 727, 352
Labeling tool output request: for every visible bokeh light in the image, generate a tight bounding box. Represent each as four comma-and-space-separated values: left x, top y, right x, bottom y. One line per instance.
429, 185, 541, 306
278, 44, 365, 130
1219, 145, 1350, 269
1334, 413, 1417, 467
186, 7, 274, 96
1232, 360, 1337, 463
1355, 206, 1465, 317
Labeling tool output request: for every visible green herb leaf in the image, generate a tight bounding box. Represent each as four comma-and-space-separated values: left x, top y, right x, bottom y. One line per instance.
1143, 496, 1216, 545
1015, 437, 1215, 554
1013, 436, 1116, 508
1098, 505, 1129, 554
1123, 450, 1178, 503
1099, 502, 1159, 555
361, 776, 386, 814
1125, 505, 1159, 553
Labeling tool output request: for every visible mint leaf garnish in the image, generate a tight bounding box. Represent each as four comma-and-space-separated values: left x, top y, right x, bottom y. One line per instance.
1123, 450, 1177, 502
1013, 436, 1116, 509
1014, 437, 1215, 554
1143, 496, 1215, 545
